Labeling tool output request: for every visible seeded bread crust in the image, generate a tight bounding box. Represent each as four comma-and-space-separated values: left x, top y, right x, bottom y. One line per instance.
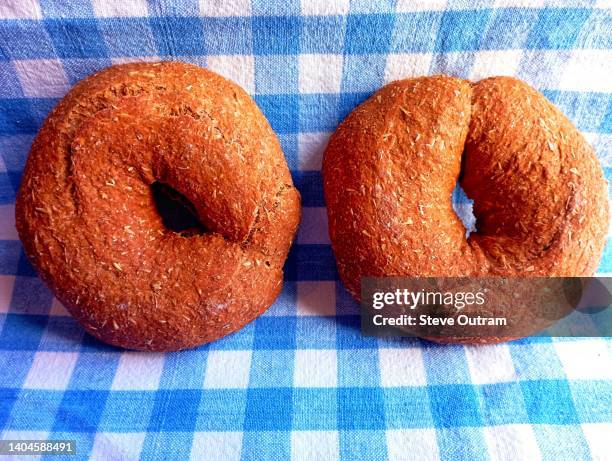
16, 61, 301, 351
323, 76, 608, 342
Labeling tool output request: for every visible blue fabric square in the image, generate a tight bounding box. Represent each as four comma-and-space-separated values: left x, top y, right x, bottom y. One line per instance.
569, 380, 611, 423
157, 350, 207, 389
338, 349, 381, 387
9, 276, 53, 316
336, 314, 379, 349
0, 135, 33, 172
300, 94, 341, 132
601, 101, 612, 134
252, 316, 296, 350
99, 18, 157, 57
45, 19, 109, 58
61, 58, 112, 85
255, 94, 299, 134
574, 8, 612, 49
428, 51, 474, 79
0, 21, 56, 60
481, 8, 540, 50
39, 0, 95, 18
147, 390, 202, 431
0, 314, 46, 351
99, 391, 156, 431
285, 244, 337, 281
338, 92, 370, 120
0, 388, 19, 429
384, 387, 434, 428
205, 320, 255, 351
249, 350, 295, 387
422, 343, 472, 385
6, 390, 62, 430
67, 353, 120, 390
195, 389, 247, 431
338, 387, 386, 429
532, 424, 590, 461
255, 55, 298, 94
0, 241, 20, 275
391, 12, 442, 52
53, 390, 109, 431
300, 16, 346, 54
244, 387, 293, 430
291, 171, 324, 207
0, 351, 35, 388
141, 432, 194, 460
38, 317, 84, 351
520, 379, 579, 424
202, 17, 252, 55
509, 341, 566, 380
241, 431, 291, 461
0, 99, 37, 135
0, 173, 16, 205
0, 62, 23, 97
435, 10, 491, 52
296, 317, 336, 349
253, 17, 300, 55
340, 429, 388, 461
292, 388, 337, 429
526, 8, 591, 50
429, 384, 484, 427
342, 54, 388, 92
149, 17, 205, 56
478, 382, 529, 425
436, 427, 488, 461
277, 134, 298, 172
148, 0, 200, 16
345, 14, 396, 54
252, 0, 300, 16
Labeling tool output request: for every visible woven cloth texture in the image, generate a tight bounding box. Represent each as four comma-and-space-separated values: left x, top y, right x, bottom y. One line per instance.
0, 1, 610, 460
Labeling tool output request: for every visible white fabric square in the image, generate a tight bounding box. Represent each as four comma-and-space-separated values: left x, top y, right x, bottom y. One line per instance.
471, 50, 523, 80
291, 431, 339, 461
90, 433, 146, 461
200, 0, 251, 17
23, 352, 79, 390
13, 60, 70, 98
191, 432, 243, 461
558, 50, 612, 93
465, 344, 518, 384
111, 56, 160, 65
92, 0, 148, 17
300, 0, 349, 15
297, 207, 331, 245
294, 349, 337, 387
0, 205, 17, 240
111, 352, 166, 390
206, 55, 255, 94
384, 53, 433, 83
379, 347, 428, 387
298, 132, 330, 171
484, 424, 541, 461
204, 350, 252, 389
0, 0, 42, 19
297, 281, 336, 316
554, 339, 612, 380
581, 423, 612, 461
299, 54, 343, 94
386, 428, 440, 461
396, 0, 448, 12
0, 276, 15, 314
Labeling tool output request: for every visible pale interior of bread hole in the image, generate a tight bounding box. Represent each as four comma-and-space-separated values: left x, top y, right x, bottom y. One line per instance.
150, 181, 207, 236
451, 180, 476, 238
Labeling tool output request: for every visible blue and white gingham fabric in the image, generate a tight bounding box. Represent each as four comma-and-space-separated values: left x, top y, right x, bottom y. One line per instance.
0, 1, 611, 460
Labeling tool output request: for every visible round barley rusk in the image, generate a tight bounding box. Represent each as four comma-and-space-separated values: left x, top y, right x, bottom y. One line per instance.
323, 76, 608, 343
16, 62, 301, 351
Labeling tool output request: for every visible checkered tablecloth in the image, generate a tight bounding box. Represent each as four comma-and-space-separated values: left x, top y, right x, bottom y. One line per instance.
0, 1, 611, 460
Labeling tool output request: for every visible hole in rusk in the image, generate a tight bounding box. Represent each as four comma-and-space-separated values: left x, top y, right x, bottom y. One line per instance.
452, 182, 477, 238
151, 181, 206, 236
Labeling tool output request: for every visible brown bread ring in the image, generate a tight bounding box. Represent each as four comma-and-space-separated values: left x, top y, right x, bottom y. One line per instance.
323, 76, 608, 342
15, 62, 301, 351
